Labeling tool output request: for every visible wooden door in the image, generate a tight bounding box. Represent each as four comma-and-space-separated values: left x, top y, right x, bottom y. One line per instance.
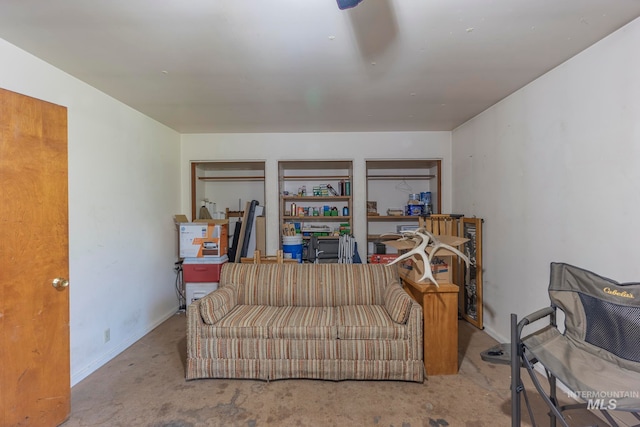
0, 88, 70, 426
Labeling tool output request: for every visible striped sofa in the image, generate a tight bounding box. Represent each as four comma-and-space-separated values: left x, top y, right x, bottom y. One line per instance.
186, 263, 423, 382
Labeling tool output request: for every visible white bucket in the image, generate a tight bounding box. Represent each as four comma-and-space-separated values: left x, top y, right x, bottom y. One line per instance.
282, 235, 303, 263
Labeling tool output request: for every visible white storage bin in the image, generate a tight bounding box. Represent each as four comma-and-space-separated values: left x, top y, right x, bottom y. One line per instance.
186, 282, 219, 305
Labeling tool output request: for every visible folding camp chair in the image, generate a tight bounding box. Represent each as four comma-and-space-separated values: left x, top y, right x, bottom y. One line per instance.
308, 236, 339, 263
510, 262, 640, 427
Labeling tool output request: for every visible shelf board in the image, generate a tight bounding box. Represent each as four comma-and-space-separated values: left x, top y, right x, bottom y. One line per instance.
367, 215, 420, 221
368, 234, 398, 241
282, 175, 351, 180
283, 216, 351, 221
366, 174, 435, 180
365, 159, 440, 170
282, 195, 350, 201
198, 176, 264, 181
279, 160, 352, 171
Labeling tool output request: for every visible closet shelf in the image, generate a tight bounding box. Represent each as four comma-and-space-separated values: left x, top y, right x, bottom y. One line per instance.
198, 176, 265, 181
282, 175, 350, 180
283, 196, 350, 201
367, 215, 421, 221
366, 174, 435, 180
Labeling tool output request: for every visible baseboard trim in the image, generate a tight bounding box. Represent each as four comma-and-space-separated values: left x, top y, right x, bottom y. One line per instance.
481, 324, 508, 344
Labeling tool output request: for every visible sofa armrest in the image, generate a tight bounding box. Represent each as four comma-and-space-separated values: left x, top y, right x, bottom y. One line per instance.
198, 285, 237, 325
384, 282, 413, 324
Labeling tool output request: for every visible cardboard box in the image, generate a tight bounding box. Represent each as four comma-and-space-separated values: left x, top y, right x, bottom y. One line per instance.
383, 234, 468, 284
398, 255, 452, 284
179, 220, 228, 258
174, 214, 189, 224
194, 219, 229, 258
382, 234, 468, 256
174, 214, 190, 258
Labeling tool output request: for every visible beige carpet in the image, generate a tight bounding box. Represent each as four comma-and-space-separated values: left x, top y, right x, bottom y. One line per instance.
62, 312, 609, 427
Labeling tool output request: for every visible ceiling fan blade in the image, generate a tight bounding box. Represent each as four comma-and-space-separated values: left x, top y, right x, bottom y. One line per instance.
337, 0, 364, 10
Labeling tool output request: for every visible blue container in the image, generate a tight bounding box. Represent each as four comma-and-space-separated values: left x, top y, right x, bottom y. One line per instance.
282, 235, 303, 263
420, 192, 432, 205
406, 205, 423, 216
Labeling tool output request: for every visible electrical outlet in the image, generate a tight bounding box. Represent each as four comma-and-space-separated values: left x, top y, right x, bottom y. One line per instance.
104, 328, 110, 343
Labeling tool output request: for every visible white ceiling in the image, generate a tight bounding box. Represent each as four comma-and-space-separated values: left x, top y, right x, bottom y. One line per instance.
1, 0, 639, 133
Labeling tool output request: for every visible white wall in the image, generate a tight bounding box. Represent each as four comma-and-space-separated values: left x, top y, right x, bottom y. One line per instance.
0, 39, 182, 385
451, 18, 640, 341
181, 132, 451, 255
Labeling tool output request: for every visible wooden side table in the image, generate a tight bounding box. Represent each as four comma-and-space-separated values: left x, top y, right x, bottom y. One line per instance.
399, 270, 459, 375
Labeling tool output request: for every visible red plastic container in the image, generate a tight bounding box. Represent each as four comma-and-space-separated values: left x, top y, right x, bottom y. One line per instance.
369, 254, 399, 264
183, 261, 225, 282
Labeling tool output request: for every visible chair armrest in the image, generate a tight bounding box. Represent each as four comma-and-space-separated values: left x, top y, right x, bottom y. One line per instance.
198, 285, 237, 325
516, 306, 555, 338
516, 306, 556, 342
384, 282, 413, 324
522, 306, 555, 325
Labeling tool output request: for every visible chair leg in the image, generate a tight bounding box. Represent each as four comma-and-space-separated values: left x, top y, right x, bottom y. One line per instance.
600, 410, 622, 427
522, 355, 571, 427
511, 313, 538, 427
521, 385, 538, 427
549, 373, 557, 427
511, 314, 525, 427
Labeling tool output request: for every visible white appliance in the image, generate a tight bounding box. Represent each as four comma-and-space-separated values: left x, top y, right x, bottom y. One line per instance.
186, 282, 219, 305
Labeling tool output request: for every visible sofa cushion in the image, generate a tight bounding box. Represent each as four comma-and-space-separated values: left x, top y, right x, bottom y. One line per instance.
327, 264, 394, 306
199, 285, 237, 325
222, 263, 397, 307
208, 305, 280, 339
274, 264, 395, 306
268, 306, 338, 339
337, 305, 407, 340
233, 264, 283, 306
384, 284, 412, 324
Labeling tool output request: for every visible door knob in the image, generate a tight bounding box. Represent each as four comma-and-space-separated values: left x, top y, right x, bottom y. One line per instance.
52, 277, 69, 290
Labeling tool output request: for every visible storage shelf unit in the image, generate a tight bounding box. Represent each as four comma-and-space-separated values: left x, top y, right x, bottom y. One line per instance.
197, 176, 265, 181
278, 161, 353, 252
365, 159, 441, 259
367, 174, 436, 180
283, 216, 351, 221
367, 215, 422, 221
283, 196, 351, 202
190, 161, 265, 221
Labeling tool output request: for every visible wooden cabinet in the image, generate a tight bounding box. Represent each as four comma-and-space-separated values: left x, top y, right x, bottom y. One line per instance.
399, 268, 459, 375
278, 161, 353, 251
365, 159, 441, 258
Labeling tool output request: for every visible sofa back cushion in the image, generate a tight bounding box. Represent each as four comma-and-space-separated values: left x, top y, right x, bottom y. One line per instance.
220, 263, 398, 307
